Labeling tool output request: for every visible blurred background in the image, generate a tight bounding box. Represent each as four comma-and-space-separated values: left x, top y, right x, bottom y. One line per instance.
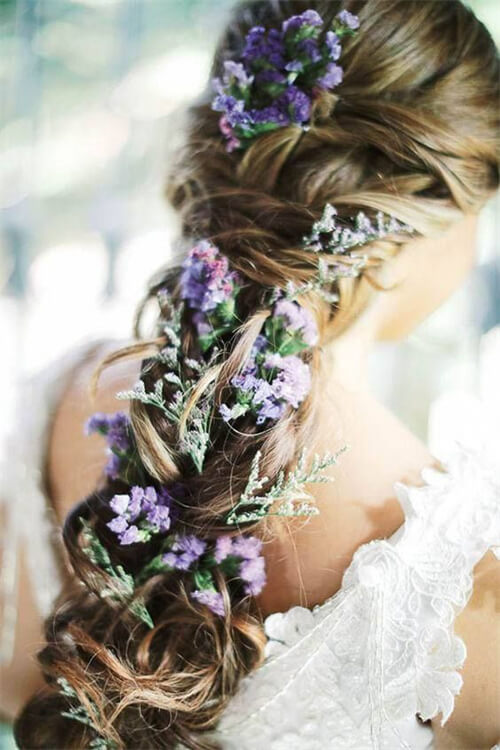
0, 1, 498, 745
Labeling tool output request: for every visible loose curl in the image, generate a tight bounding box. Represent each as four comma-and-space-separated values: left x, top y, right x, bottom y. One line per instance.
15, 1, 499, 748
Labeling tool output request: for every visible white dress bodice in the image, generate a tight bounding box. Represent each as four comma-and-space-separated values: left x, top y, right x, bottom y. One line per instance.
1, 344, 499, 749
211, 441, 500, 749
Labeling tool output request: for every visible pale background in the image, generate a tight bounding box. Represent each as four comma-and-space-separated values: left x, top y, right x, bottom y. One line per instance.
0, 1, 498, 745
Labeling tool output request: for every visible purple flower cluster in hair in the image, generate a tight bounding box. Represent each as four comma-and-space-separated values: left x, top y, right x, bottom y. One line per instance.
180, 240, 242, 351
162, 533, 266, 615
107, 485, 174, 545
212, 8, 360, 151
85, 412, 133, 480
220, 297, 317, 425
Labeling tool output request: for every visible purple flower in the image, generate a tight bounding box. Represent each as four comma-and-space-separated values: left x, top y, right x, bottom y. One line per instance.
285, 60, 304, 73
105, 453, 121, 480
162, 535, 207, 571
219, 404, 233, 423
337, 9, 360, 30
223, 60, 254, 88
317, 62, 343, 90
191, 589, 225, 616
107, 485, 173, 544
239, 556, 266, 596
231, 536, 262, 559
274, 299, 319, 345
282, 9, 323, 34
326, 31, 342, 61
214, 535, 234, 563
271, 355, 311, 408
107, 515, 128, 534
145, 504, 171, 533
106, 413, 131, 452
248, 105, 290, 126
277, 86, 311, 124
242, 25, 285, 69
255, 69, 287, 87
84, 412, 108, 435
119, 525, 141, 545
297, 38, 322, 64
85, 411, 133, 480
110, 494, 129, 515
256, 399, 285, 423
129, 486, 145, 520
180, 241, 241, 316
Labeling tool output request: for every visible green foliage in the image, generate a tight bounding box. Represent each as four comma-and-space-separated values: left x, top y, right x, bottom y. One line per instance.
226, 445, 349, 525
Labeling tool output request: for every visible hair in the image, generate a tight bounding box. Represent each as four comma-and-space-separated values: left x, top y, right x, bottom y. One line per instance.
15, 1, 499, 748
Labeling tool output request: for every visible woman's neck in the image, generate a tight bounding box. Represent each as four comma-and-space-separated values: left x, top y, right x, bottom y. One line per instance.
255, 332, 436, 617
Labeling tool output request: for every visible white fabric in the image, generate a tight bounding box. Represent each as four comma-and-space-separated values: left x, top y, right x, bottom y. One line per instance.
0, 341, 102, 664
213, 442, 500, 749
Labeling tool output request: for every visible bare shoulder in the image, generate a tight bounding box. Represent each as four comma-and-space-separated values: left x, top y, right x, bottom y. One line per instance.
47, 340, 141, 521
431, 549, 500, 750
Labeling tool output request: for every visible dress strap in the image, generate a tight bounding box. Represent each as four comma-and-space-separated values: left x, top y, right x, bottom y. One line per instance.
352, 440, 500, 733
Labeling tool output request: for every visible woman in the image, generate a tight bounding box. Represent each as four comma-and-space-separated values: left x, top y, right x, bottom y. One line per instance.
2, 0, 499, 747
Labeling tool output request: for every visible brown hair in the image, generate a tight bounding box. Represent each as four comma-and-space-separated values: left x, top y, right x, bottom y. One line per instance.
15, 1, 499, 747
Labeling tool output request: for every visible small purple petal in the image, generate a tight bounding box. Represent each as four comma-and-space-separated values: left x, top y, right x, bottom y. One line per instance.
107, 515, 128, 534
119, 525, 141, 545
337, 9, 360, 30
215, 536, 234, 563
109, 494, 129, 515
231, 536, 263, 560
191, 589, 225, 616
239, 556, 267, 596
219, 403, 233, 422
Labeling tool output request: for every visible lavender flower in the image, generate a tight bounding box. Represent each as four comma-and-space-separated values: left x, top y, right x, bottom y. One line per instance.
242, 25, 285, 69
239, 556, 266, 596
191, 589, 225, 616
107, 485, 173, 545
211, 8, 360, 151
273, 299, 319, 345
85, 411, 133, 480
269, 354, 311, 409
162, 535, 207, 570
278, 86, 311, 124
220, 298, 317, 426
180, 241, 242, 351
326, 31, 342, 60
317, 62, 343, 90
282, 9, 323, 34
337, 9, 360, 30
214, 535, 234, 563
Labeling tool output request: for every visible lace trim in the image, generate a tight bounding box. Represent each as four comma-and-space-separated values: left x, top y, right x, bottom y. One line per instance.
215, 441, 500, 747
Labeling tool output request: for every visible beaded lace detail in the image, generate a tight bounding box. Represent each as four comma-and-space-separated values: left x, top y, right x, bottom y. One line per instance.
214, 442, 500, 749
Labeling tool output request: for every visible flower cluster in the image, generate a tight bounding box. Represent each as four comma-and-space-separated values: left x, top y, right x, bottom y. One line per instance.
107, 485, 174, 545
212, 8, 360, 151
220, 298, 318, 425
180, 240, 242, 351
162, 532, 266, 615
302, 203, 416, 279
85, 412, 133, 480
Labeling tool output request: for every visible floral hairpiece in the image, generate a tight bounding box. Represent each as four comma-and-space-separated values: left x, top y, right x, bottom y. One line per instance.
79, 201, 415, 633
212, 8, 360, 151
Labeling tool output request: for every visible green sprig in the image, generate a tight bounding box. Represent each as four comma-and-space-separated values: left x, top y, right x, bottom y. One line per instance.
81, 520, 153, 629
225, 445, 349, 525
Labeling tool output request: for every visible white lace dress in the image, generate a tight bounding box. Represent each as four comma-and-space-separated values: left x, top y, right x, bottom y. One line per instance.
1, 347, 499, 750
